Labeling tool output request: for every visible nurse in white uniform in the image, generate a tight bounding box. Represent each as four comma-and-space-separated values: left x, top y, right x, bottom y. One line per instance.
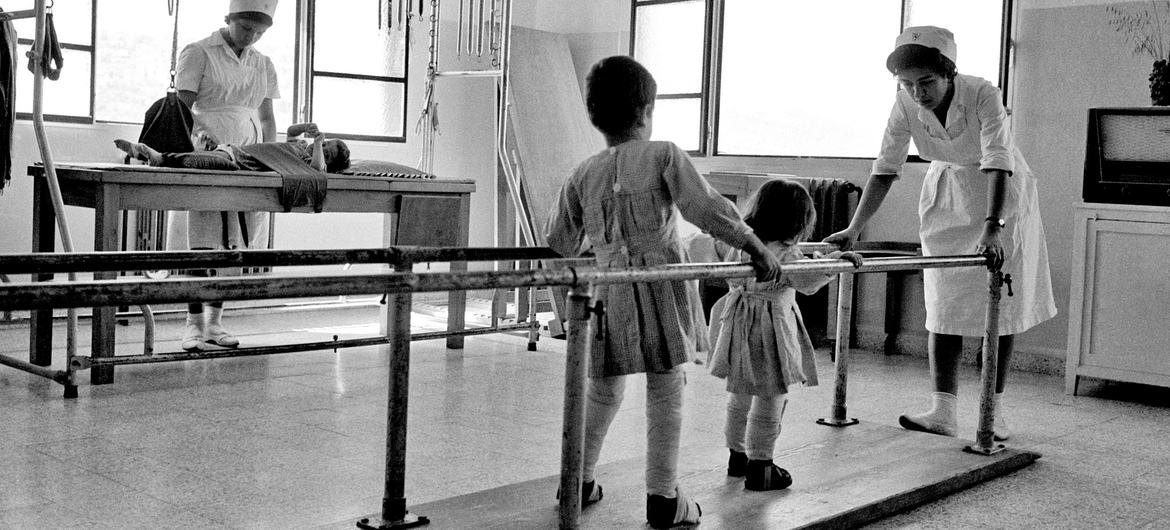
170, 0, 280, 351
825, 26, 1056, 440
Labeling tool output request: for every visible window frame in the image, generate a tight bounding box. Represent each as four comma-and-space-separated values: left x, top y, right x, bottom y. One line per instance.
629, 0, 714, 155
14, 6, 97, 124
301, 0, 410, 143
631, 0, 1016, 159
24, 0, 412, 143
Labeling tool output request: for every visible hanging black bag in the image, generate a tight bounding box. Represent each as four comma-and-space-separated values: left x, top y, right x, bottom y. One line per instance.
138, 0, 193, 153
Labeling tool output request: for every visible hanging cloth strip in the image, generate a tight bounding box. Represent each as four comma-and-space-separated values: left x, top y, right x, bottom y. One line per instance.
239, 142, 329, 213
25, 10, 61, 80
0, 10, 15, 192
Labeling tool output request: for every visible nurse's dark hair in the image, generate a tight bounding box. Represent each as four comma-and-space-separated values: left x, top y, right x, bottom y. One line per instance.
888, 44, 957, 79
743, 178, 817, 244
585, 55, 657, 136
225, 12, 273, 26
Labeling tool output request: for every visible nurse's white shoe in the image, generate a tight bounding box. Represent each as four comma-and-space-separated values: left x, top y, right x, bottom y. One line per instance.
204, 324, 240, 348
898, 391, 958, 437
181, 323, 205, 352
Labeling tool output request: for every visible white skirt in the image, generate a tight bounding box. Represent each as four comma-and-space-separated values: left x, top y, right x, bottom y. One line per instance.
918, 161, 1056, 336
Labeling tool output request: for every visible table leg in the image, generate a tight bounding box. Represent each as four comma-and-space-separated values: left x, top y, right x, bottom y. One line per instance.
445, 193, 471, 349
29, 177, 55, 366
90, 184, 121, 384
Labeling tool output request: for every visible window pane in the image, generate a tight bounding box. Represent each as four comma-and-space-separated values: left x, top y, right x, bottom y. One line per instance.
905, 0, 1004, 85
651, 97, 701, 152
10, 0, 92, 44
95, 0, 296, 124
717, 0, 898, 157
314, 0, 406, 78
16, 47, 91, 117
634, 1, 704, 94
312, 77, 404, 137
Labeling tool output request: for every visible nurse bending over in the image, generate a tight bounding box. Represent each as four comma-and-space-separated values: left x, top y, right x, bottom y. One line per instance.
824, 26, 1056, 440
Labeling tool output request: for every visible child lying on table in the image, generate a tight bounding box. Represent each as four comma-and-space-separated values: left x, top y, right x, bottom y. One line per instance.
115, 122, 351, 173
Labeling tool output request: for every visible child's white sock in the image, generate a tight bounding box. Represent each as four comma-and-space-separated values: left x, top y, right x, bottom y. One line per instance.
745, 394, 787, 460
993, 392, 1011, 441
898, 391, 958, 437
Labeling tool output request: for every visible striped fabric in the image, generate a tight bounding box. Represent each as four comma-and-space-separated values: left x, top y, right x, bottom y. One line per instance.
337, 159, 436, 179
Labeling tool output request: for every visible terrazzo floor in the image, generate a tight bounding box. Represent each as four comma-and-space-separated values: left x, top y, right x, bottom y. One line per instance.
1, 302, 1168, 529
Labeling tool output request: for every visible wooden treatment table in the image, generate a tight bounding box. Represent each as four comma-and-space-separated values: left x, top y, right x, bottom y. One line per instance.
28, 163, 475, 384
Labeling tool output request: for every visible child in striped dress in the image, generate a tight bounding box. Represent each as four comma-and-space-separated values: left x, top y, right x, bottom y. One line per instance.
707, 178, 861, 490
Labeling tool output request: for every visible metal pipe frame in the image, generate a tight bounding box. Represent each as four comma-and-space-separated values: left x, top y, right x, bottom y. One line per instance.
0, 255, 990, 312
817, 272, 859, 427
0, 246, 560, 275
558, 284, 592, 529
965, 270, 1008, 455
1, 250, 999, 530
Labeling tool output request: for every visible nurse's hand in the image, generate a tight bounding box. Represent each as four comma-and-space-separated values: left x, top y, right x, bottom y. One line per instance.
823, 227, 859, 251
976, 228, 1004, 271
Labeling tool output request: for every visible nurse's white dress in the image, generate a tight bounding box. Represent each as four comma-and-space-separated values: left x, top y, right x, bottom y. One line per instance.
167, 30, 280, 257
873, 74, 1056, 337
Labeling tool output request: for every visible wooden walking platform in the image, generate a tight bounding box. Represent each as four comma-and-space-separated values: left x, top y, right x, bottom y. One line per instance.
328, 420, 1040, 529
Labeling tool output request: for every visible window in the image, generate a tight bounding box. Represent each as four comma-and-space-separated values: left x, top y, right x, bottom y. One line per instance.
35, 1, 408, 142
631, 0, 707, 152
10, 0, 94, 122
306, 0, 409, 141
94, 0, 296, 125
631, 0, 1011, 158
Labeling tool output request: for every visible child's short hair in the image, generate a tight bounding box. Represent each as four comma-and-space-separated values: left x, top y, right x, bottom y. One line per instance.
324, 139, 350, 173
743, 178, 817, 244
585, 56, 657, 136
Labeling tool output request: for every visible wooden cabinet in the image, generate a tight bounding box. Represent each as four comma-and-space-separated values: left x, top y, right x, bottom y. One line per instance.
1066, 203, 1170, 394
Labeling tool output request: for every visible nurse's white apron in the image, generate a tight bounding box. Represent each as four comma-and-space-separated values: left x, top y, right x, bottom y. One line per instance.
918, 160, 1056, 336
166, 106, 270, 263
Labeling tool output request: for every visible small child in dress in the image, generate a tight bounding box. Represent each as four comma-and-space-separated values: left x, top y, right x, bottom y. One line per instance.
545, 55, 784, 528
707, 178, 862, 491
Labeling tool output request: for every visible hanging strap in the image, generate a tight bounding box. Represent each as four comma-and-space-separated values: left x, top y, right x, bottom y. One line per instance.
26, 10, 63, 80
168, 0, 180, 90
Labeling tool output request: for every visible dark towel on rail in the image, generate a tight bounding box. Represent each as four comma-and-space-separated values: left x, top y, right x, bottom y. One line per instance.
240, 142, 329, 213
0, 13, 16, 193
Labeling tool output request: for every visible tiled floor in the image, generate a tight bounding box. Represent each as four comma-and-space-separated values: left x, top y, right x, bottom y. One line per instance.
1, 304, 1169, 529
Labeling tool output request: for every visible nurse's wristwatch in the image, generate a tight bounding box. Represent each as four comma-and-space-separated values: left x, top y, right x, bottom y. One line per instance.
985, 216, 1006, 229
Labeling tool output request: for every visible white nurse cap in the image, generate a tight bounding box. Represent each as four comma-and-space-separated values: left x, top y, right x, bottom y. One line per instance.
229, 0, 278, 19
886, 25, 957, 73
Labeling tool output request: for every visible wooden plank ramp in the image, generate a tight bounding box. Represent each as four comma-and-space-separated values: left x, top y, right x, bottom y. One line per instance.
326, 420, 1040, 529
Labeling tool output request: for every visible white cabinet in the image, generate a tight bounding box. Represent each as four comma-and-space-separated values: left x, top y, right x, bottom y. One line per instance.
1066, 203, 1170, 394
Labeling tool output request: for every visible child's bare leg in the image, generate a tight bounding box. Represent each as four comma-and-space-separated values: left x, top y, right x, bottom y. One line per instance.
113, 139, 162, 165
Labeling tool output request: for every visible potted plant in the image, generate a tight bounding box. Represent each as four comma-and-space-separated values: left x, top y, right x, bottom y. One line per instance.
1107, 1, 1170, 105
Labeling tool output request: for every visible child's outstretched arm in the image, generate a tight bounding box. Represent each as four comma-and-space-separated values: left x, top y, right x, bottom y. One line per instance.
789, 250, 864, 295
286, 122, 319, 139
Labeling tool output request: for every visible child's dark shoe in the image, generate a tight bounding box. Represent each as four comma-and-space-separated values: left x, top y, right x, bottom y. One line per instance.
728, 449, 748, 477
744, 459, 792, 491
646, 488, 701, 528
554, 480, 603, 508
